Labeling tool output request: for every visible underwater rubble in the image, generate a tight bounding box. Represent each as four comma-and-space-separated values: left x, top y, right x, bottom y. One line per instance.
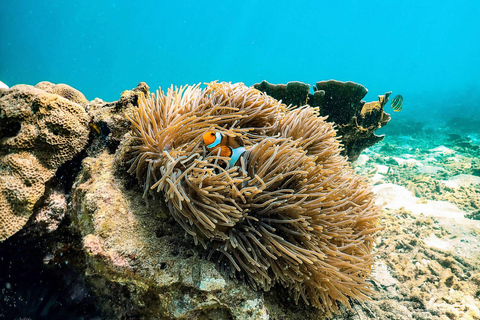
1, 81, 479, 319
352, 118, 480, 319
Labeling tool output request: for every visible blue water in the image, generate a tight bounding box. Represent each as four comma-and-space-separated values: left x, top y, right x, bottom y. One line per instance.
1, 1, 480, 122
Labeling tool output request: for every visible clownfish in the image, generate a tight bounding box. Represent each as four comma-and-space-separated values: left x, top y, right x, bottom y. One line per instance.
202, 131, 246, 167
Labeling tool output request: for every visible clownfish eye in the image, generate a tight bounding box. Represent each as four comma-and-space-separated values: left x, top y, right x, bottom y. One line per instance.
210, 132, 215, 136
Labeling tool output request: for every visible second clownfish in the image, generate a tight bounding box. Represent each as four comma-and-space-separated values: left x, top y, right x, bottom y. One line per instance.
202, 131, 246, 167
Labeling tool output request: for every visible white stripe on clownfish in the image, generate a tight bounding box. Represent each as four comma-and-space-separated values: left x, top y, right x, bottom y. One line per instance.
206, 132, 223, 149
229, 146, 246, 167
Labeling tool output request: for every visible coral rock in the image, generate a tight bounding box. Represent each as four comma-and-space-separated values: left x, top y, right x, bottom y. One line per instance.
35, 81, 89, 106
70, 152, 286, 319
33, 189, 67, 234
0, 84, 90, 241
86, 83, 148, 156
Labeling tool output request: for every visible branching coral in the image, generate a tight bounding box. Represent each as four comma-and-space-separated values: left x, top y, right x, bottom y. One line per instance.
125, 81, 381, 314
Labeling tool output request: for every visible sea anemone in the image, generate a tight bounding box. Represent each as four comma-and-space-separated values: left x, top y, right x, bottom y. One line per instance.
125, 81, 381, 314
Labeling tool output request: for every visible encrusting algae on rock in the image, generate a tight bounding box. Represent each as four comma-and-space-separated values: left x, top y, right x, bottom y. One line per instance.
122, 81, 383, 314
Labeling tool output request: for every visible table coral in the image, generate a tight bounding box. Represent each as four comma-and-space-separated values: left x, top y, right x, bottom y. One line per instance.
123, 81, 382, 314
253, 80, 391, 162
0, 84, 90, 241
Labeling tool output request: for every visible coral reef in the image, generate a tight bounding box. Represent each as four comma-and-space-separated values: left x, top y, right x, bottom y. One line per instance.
253, 80, 391, 161
366, 208, 480, 319
354, 126, 480, 217
123, 81, 382, 314
2, 80, 478, 319
86, 82, 149, 156
253, 80, 318, 107
0, 84, 90, 242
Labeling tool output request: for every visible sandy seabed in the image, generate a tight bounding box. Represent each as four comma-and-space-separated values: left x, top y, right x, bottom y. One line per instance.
346, 121, 480, 320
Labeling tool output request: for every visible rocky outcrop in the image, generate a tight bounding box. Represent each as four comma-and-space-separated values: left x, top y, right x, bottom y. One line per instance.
69, 151, 318, 319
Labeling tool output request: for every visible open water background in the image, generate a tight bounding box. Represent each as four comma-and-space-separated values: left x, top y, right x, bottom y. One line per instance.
1, 0, 480, 124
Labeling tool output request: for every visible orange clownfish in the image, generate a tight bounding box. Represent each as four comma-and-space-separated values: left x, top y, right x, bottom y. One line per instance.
202, 131, 246, 167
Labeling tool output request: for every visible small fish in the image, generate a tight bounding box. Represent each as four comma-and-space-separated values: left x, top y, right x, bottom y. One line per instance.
391, 95, 403, 112
202, 131, 246, 167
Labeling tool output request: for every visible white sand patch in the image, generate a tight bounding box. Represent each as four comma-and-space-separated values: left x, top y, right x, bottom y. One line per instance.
442, 174, 480, 188
372, 261, 397, 287
375, 164, 390, 174
374, 183, 480, 259
0, 80, 8, 89
374, 183, 464, 219
392, 157, 421, 167
423, 157, 437, 164
417, 165, 445, 174
423, 234, 451, 251
429, 145, 455, 154
355, 154, 369, 166
371, 173, 386, 184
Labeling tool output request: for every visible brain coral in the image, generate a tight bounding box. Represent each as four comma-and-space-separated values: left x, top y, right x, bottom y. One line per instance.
35, 81, 89, 106
0, 85, 90, 241
125, 81, 381, 314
